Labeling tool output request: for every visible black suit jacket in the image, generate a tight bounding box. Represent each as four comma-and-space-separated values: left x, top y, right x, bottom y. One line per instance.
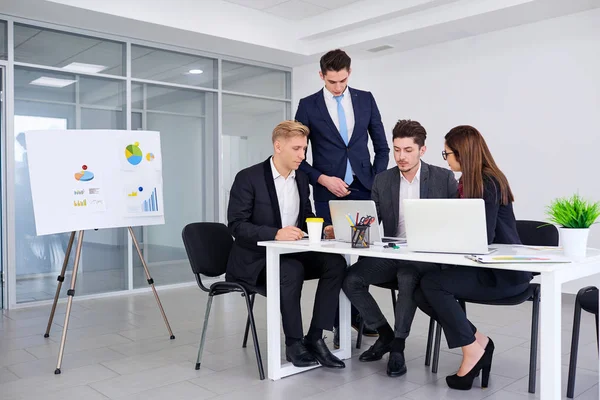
481, 177, 532, 286
226, 158, 315, 286
295, 87, 389, 201
483, 177, 521, 246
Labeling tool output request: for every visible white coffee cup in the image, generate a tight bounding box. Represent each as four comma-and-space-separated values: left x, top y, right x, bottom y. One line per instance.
305, 218, 324, 244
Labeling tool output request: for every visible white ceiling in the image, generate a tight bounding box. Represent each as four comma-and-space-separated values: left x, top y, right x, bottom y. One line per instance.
3, 0, 600, 67
222, 0, 361, 20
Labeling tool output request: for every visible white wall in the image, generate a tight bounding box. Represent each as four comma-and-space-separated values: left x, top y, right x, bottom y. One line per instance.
293, 9, 600, 293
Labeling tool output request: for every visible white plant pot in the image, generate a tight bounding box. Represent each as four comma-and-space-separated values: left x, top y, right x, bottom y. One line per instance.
560, 227, 590, 258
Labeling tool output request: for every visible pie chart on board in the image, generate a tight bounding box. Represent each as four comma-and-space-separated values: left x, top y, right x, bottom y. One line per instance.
125, 142, 143, 165
74, 171, 94, 181
74, 165, 94, 181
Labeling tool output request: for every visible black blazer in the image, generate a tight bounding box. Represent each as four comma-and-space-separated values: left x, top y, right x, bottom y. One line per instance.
226, 158, 315, 286
295, 87, 389, 201
480, 177, 532, 286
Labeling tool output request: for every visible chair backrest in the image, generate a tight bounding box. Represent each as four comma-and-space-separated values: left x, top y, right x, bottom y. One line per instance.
578, 286, 599, 314
182, 222, 233, 278
516, 220, 559, 246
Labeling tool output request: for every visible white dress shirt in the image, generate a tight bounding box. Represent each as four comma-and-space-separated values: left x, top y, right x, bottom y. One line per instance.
397, 163, 421, 238
270, 157, 299, 227
323, 86, 355, 142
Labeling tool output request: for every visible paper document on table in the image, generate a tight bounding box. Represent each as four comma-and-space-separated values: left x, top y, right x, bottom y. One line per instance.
465, 254, 572, 264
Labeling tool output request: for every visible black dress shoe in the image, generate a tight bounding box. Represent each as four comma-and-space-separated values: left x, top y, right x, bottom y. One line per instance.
359, 337, 392, 362
285, 341, 319, 367
387, 352, 407, 377
304, 338, 345, 368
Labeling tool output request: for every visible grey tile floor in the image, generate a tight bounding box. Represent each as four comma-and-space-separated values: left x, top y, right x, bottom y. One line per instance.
1, 282, 598, 399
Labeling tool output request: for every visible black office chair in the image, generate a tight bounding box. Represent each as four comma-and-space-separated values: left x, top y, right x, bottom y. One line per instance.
429, 220, 558, 394
567, 286, 599, 398
182, 222, 265, 380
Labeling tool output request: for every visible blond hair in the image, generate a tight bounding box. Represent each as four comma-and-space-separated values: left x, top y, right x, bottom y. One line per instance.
272, 120, 309, 143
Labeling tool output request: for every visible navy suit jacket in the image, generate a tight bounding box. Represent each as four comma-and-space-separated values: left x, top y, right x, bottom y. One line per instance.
295, 87, 389, 202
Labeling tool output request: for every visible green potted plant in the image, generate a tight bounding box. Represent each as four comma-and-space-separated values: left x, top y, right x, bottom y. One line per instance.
546, 194, 600, 257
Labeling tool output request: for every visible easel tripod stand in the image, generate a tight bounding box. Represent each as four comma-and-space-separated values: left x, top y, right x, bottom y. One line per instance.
43, 227, 175, 374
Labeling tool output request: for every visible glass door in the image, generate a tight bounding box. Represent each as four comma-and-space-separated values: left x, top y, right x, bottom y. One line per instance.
130, 82, 216, 288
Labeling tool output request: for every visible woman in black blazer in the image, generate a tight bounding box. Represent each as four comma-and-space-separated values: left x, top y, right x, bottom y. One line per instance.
416, 125, 533, 390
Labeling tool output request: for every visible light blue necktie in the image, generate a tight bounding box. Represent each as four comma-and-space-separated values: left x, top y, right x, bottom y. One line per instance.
334, 94, 353, 185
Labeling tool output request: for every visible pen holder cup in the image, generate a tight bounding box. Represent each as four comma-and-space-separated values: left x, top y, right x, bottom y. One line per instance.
351, 226, 370, 248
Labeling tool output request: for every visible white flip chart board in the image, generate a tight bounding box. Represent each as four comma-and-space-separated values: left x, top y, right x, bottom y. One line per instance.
25, 130, 165, 235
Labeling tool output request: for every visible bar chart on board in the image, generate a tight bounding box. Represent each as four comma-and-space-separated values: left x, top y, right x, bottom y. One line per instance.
142, 188, 159, 212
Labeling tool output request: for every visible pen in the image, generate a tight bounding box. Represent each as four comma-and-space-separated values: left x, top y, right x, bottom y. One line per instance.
345, 214, 355, 226
350, 214, 357, 225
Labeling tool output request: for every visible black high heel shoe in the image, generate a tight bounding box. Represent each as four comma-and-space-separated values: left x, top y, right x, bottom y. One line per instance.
484, 337, 495, 353
446, 338, 495, 390
475, 337, 495, 378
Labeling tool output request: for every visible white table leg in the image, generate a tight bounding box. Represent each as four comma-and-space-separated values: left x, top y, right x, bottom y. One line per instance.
337, 254, 353, 359
540, 272, 562, 400
266, 247, 282, 380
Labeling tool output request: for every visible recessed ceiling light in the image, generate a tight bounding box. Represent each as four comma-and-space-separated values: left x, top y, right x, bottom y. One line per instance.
30, 77, 77, 88
62, 62, 107, 74
188, 69, 204, 74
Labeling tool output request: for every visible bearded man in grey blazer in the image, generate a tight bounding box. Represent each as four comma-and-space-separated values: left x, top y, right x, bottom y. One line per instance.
342, 120, 458, 377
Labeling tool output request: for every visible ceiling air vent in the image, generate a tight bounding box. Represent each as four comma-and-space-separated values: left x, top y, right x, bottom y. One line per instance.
367, 45, 394, 53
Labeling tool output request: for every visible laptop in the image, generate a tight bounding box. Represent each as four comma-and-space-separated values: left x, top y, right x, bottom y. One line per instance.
329, 200, 405, 244
403, 198, 496, 255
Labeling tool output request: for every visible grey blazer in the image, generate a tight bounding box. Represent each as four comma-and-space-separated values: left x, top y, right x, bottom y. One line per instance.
372, 161, 458, 237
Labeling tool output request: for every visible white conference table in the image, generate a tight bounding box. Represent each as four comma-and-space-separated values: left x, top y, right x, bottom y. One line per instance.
258, 240, 600, 400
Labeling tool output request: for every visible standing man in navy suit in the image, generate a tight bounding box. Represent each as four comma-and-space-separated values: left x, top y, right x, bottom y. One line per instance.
295, 49, 389, 226
295, 49, 390, 340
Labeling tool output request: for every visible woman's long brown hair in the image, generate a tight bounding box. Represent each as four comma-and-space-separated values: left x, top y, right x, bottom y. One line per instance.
445, 125, 514, 205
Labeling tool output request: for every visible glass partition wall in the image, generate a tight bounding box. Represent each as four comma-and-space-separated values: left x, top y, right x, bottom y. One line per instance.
0, 65, 5, 309
0, 17, 292, 307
